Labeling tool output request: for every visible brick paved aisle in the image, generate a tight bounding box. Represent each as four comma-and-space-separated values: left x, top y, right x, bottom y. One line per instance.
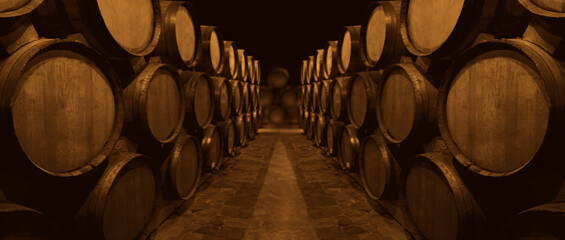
151, 130, 411, 240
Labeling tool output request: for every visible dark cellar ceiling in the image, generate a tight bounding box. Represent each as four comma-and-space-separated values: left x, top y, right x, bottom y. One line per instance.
189, 0, 373, 86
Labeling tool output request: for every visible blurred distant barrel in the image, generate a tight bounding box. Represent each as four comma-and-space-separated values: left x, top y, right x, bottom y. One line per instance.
222, 41, 239, 79
260, 86, 275, 108
338, 25, 367, 74
180, 71, 214, 129
124, 63, 185, 145
196, 25, 224, 74
0, 39, 123, 177
362, 1, 404, 68
267, 67, 290, 89
154, 1, 200, 69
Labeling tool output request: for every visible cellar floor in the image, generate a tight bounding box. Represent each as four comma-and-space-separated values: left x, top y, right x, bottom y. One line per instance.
150, 129, 411, 240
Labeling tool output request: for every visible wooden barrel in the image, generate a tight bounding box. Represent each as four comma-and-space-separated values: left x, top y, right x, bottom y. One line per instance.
254, 84, 261, 110
201, 125, 223, 171
245, 113, 255, 140
257, 107, 264, 130
0, 0, 44, 18
164, 130, 202, 200
326, 120, 345, 157
180, 71, 214, 129
0, 39, 123, 177
217, 120, 236, 157
438, 39, 565, 177
405, 152, 485, 240
0, 201, 60, 239
247, 55, 256, 84
228, 80, 243, 115
281, 88, 299, 108
242, 82, 251, 113
359, 133, 395, 200
400, 0, 499, 59
308, 113, 317, 140
347, 71, 381, 129
61, 0, 161, 58
155, 1, 200, 69
76, 151, 157, 240
314, 114, 328, 147
518, 0, 565, 17
260, 86, 274, 107
323, 41, 340, 79
267, 67, 290, 88
237, 49, 248, 81
254, 60, 262, 85
234, 114, 247, 147
252, 110, 260, 133
377, 63, 437, 144
338, 25, 367, 74
196, 25, 224, 75
268, 106, 286, 125
124, 63, 185, 145
250, 85, 258, 110
501, 202, 565, 239
300, 60, 308, 85
307, 55, 315, 84
362, 1, 405, 68
222, 41, 239, 79
303, 84, 312, 112
319, 80, 332, 115
301, 111, 310, 134
313, 49, 325, 81
330, 77, 352, 121
310, 82, 320, 112
339, 125, 361, 171
210, 77, 231, 121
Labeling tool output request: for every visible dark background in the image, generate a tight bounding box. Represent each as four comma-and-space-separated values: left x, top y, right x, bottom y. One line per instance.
189, 0, 373, 86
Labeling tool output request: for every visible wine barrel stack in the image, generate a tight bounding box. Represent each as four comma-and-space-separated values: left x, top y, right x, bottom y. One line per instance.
260, 67, 301, 127
298, 0, 565, 239
0, 0, 262, 239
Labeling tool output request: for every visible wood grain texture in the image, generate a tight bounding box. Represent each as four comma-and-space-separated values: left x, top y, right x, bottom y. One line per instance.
377, 63, 437, 144
166, 130, 201, 200
180, 71, 214, 128
1, 39, 123, 177
359, 133, 394, 200
363, 1, 404, 67
348, 71, 381, 129
76, 151, 156, 240
323, 41, 339, 79
518, 0, 565, 17
438, 39, 565, 177
0, 0, 44, 18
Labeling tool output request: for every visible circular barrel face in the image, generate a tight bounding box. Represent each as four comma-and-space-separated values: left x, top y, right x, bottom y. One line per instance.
445, 50, 549, 173
210, 30, 221, 71
361, 136, 391, 199
406, 159, 459, 240
366, 5, 387, 63
238, 50, 247, 80
406, 0, 465, 54
219, 82, 230, 118
12, 49, 115, 173
97, 0, 156, 53
102, 160, 155, 240
175, 6, 196, 64
380, 69, 416, 141
193, 76, 213, 127
315, 49, 324, 80
349, 77, 368, 127
146, 68, 182, 142
325, 45, 334, 76
172, 135, 200, 199
340, 31, 352, 70
227, 45, 237, 77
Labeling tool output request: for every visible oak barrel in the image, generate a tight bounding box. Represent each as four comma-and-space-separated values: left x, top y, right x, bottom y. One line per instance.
234, 114, 247, 147
308, 113, 317, 140
310, 82, 320, 112
76, 151, 157, 240
307, 55, 315, 84
228, 80, 243, 115
155, 1, 200, 69
301, 111, 310, 134
359, 133, 395, 200
210, 77, 232, 121
314, 114, 328, 147
400, 0, 499, 59
438, 39, 565, 177
61, 0, 161, 58
0, 0, 44, 18
254, 60, 262, 85
518, 0, 565, 17
323, 41, 340, 79
281, 88, 299, 108
0, 39, 123, 177
338, 25, 367, 74
180, 71, 215, 129
0, 201, 60, 239
252, 110, 260, 133
347, 71, 381, 129
326, 120, 345, 157
319, 80, 332, 115
242, 82, 251, 113
247, 55, 256, 84
164, 130, 202, 200
124, 63, 185, 145
303, 84, 312, 112
377, 63, 437, 144
339, 125, 360, 171
237, 49, 248, 81
217, 120, 236, 157
330, 77, 352, 121
222, 41, 239, 79
250, 85, 258, 110
267, 67, 290, 89
196, 25, 224, 75
300, 60, 308, 85
313, 49, 325, 81
201, 125, 223, 171
260, 86, 274, 107
268, 106, 286, 125
245, 113, 254, 140
405, 152, 485, 240
500, 202, 565, 239
362, 1, 404, 68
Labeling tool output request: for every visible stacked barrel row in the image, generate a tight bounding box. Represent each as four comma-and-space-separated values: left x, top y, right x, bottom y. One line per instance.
0, 0, 261, 239
299, 0, 565, 239
260, 67, 301, 126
